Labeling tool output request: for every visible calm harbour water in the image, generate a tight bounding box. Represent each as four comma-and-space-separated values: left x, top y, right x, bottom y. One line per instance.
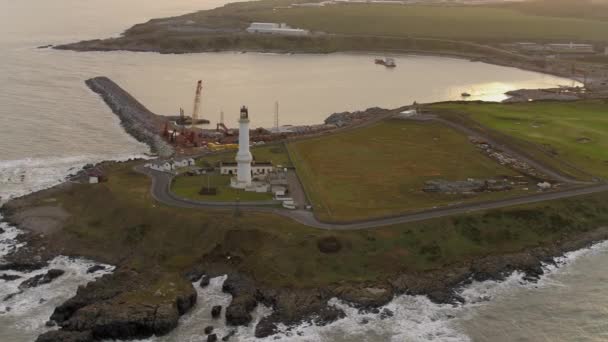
0, 0, 606, 341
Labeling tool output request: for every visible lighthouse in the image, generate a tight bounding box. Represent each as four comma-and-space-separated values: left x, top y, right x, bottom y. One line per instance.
235, 106, 253, 187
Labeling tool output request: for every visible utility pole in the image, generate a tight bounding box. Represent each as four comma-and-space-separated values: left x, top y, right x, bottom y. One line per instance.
274, 101, 279, 133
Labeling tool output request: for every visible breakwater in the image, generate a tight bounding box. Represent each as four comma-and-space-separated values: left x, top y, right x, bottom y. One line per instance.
85, 77, 174, 158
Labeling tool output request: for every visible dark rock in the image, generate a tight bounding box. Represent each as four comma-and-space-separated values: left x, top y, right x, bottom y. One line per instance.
222, 274, 257, 326
211, 305, 222, 319
61, 302, 179, 340
50, 271, 133, 323
0, 274, 21, 281
334, 285, 393, 309
4, 291, 21, 301
207, 333, 218, 342
0, 227, 4, 234
225, 299, 256, 326
471, 252, 541, 282
86, 265, 105, 274
35, 330, 93, 342
380, 308, 394, 319
317, 236, 342, 254
45, 320, 56, 327
184, 269, 204, 282
222, 330, 236, 341
19, 269, 65, 290
254, 318, 278, 338
200, 274, 210, 288
390, 268, 471, 305
52, 280, 198, 340
204, 325, 214, 335
312, 306, 346, 326
255, 287, 345, 338
176, 285, 197, 315
0, 261, 47, 272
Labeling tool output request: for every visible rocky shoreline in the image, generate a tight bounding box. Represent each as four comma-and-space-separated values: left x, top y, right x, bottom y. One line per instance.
85, 77, 174, 158
3, 190, 608, 341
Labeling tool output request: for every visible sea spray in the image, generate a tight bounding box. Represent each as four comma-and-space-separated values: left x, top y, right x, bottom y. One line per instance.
0, 215, 115, 340
133, 241, 608, 342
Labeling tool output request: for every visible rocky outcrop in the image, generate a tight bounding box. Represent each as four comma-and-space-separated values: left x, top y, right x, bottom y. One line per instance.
50, 272, 129, 323
86, 265, 106, 274
504, 88, 581, 103
332, 285, 393, 309
85, 77, 174, 158
211, 305, 222, 318
59, 301, 180, 340
254, 287, 345, 338
222, 274, 258, 326
43, 269, 197, 341
200, 274, 210, 287
36, 330, 93, 342
324, 107, 391, 127
0, 261, 48, 272
19, 269, 64, 289
0, 274, 21, 281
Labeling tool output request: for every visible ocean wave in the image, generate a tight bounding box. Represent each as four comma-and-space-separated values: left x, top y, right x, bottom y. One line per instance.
0, 215, 114, 340
129, 240, 608, 342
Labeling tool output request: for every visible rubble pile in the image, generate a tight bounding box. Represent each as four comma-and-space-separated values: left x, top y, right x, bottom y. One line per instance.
423, 179, 512, 194
470, 137, 547, 179
325, 107, 391, 127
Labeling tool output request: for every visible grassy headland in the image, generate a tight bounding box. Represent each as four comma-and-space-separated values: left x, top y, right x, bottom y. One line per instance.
431, 100, 608, 180
288, 119, 531, 222
6, 160, 608, 290
56, 0, 608, 54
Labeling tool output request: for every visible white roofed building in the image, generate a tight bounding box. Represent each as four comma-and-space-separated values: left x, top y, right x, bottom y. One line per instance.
246, 22, 310, 36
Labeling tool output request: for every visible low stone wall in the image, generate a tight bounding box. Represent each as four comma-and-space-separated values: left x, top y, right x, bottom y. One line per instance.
85, 77, 174, 158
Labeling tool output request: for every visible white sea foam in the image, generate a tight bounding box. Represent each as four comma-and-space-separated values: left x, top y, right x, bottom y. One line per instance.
0, 153, 149, 203
0, 214, 115, 340
127, 240, 608, 342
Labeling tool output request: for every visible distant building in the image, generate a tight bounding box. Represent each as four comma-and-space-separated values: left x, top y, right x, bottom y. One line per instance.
513, 42, 545, 52
145, 158, 195, 173
246, 22, 310, 36
220, 161, 274, 177
546, 43, 594, 54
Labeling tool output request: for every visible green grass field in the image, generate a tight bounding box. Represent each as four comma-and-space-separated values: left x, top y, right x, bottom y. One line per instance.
171, 174, 273, 202
197, 143, 292, 168
21, 161, 608, 291
241, 3, 608, 41
431, 101, 608, 179
288, 119, 527, 222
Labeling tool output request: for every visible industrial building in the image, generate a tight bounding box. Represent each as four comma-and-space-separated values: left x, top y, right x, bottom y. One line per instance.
246, 23, 310, 36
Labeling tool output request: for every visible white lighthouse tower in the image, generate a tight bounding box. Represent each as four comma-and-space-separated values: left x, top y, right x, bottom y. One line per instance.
235, 106, 253, 187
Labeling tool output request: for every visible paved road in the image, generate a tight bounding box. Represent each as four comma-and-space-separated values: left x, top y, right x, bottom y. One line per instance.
136, 166, 608, 230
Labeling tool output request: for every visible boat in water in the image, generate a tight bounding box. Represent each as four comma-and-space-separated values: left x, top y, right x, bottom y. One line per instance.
375, 57, 396, 68
461, 92, 472, 97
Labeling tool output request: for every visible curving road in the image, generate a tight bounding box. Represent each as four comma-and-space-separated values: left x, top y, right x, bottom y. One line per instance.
136, 166, 608, 230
